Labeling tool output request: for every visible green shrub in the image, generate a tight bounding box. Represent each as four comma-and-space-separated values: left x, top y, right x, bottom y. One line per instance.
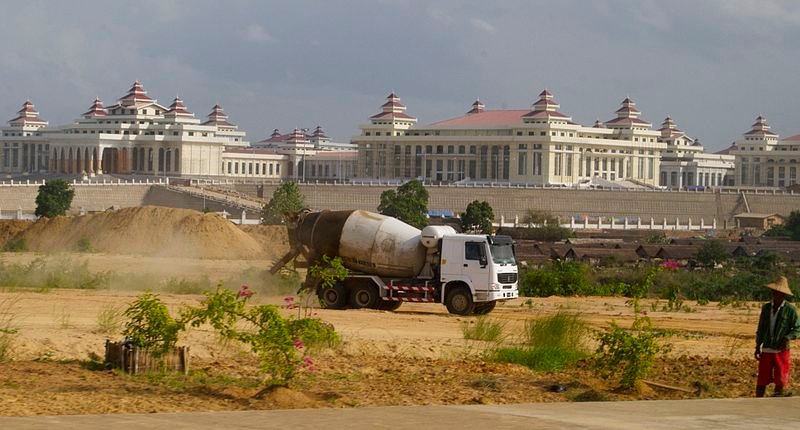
494, 312, 589, 372
76, 236, 93, 253
520, 261, 593, 296
287, 317, 340, 349
122, 292, 184, 355
3, 237, 27, 252
461, 315, 505, 342
594, 315, 672, 390
694, 240, 729, 268
35, 179, 74, 218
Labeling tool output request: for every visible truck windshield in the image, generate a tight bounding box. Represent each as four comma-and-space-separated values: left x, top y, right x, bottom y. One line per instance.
490, 243, 516, 265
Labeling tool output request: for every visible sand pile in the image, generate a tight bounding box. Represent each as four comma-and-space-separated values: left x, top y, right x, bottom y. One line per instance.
19, 206, 267, 259
238, 224, 290, 260
0, 220, 32, 247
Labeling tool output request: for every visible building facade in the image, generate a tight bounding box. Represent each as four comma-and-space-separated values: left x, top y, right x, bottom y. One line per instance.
353, 90, 667, 187
732, 116, 800, 188
657, 116, 735, 188
0, 81, 358, 181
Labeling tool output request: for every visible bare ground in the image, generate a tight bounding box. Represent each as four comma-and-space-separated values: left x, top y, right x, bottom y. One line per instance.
0, 254, 787, 416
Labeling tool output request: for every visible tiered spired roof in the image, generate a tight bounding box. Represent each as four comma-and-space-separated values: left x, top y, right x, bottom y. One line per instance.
744, 115, 778, 138
8, 100, 47, 126
522, 90, 572, 121
82, 98, 107, 118
658, 116, 684, 139
310, 125, 328, 139
203, 104, 236, 127
606, 97, 651, 127
118, 81, 155, 107
164, 97, 194, 118
370, 92, 416, 121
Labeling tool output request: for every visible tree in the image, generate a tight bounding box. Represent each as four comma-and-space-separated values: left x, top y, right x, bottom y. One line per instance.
522, 209, 557, 227
35, 179, 74, 217
783, 210, 800, 240
262, 182, 306, 224
461, 200, 494, 234
694, 240, 729, 268
377, 179, 429, 228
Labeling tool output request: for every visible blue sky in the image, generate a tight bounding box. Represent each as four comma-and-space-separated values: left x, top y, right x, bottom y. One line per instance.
1, 0, 798, 149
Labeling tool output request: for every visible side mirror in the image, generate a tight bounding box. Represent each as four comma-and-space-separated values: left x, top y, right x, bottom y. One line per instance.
479, 256, 488, 268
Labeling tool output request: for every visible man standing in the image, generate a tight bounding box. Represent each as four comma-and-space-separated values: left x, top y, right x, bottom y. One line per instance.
755, 276, 800, 397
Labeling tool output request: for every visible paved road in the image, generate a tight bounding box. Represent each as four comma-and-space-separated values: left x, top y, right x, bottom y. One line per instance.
2, 397, 799, 429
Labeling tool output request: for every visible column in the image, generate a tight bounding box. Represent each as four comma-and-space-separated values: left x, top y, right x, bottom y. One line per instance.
88, 149, 95, 175
153, 147, 160, 176
96, 148, 104, 175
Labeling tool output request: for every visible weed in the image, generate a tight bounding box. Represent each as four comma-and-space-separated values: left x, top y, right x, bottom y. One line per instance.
96, 304, 124, 335
56, 308, 73, 329
594, 315, 672, 390
76, 236, 93, 253
724, 336, 747, 358
162, 276, 212, 295
570, 389, 610, 402
461, 316, 505, 342
0, 297, 20, 361
0, 258, 109, 291
494, 312, 589, 372
3, 237, 27, 252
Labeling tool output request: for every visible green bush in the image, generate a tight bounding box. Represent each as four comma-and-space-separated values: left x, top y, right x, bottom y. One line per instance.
461, 315, 505, 342
520, 261, 593, 296
3, 237, 27, 252
122, 292, 184, 355
162, 276, 213, 295
594, 315, 672, 390
76, 236, 93, 253
494, 312, 589, 372
287, 318, 340, 349
694, 240, 729, 268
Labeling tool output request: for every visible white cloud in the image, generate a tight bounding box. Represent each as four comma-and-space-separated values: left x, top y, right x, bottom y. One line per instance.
710, 0, 800, 25
469, 18, 496, 34
241, 24, 276, 44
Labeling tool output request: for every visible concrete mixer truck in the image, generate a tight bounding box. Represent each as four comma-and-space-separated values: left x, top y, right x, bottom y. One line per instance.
270, 209, 518, 315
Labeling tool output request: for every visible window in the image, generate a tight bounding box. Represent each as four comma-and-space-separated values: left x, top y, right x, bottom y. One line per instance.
518, 151, 528, 176
465, 242, 484, 261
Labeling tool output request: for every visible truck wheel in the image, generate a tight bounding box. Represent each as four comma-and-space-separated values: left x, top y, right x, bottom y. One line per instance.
350, 285, 379, 309
445, 287, 475, 315
473, 301, 497, 315
319, 283, 348, 309
377, 300, 402, 311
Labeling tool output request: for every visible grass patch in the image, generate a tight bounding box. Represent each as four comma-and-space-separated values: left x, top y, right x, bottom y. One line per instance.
494, 312, 589, 372
3, 237, 27, 252
0, 297, 20, 361
162, 276, 213, 295
96, 304, 124, 335
0, 258, 109, 291
461, 315, 505, 342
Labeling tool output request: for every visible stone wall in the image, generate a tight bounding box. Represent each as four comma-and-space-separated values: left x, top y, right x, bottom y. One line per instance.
237, 184, 800, 224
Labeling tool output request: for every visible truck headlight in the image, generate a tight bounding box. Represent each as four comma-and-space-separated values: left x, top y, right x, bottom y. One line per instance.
490, 283, 500, 290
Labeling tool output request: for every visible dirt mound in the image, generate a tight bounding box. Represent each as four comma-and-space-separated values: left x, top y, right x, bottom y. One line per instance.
239, 224, 290, 260
19, 206, 266, 259
0, 220, 32, 248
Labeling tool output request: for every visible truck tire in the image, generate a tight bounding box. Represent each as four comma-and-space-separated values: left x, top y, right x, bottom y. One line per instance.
319, 283, 348, 309
473, 301, 497, 315
350, 284, 379, 309
377, 300, 402, 311
445, 286, 475, 315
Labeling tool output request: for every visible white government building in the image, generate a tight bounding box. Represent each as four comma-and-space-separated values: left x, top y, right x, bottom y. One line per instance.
0, 81, 357, 180
1, 82, 795, 190
352, 90, 735, 188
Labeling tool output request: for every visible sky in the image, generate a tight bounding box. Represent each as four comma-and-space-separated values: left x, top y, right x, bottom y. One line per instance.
0, 0, 798, 150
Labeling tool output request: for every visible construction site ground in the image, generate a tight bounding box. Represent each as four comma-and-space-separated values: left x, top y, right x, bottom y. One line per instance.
0, 210, 791, 417
0, 252, 784, 416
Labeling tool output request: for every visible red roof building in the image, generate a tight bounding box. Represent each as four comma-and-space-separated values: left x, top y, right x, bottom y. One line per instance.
8, 100, 47, 127
81, 98, 107, 118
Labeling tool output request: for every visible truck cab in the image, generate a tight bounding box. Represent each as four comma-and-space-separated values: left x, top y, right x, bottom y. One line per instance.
438, 234, 519, 314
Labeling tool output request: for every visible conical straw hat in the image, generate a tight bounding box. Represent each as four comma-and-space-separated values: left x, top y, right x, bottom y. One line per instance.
765, 276, 793, 296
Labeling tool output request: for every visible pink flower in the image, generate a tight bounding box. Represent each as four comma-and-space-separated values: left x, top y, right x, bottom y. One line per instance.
284, 296, 295, 304
661, 261, 679, 270
293, 338, 304, 349
237, 285, 254, 298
